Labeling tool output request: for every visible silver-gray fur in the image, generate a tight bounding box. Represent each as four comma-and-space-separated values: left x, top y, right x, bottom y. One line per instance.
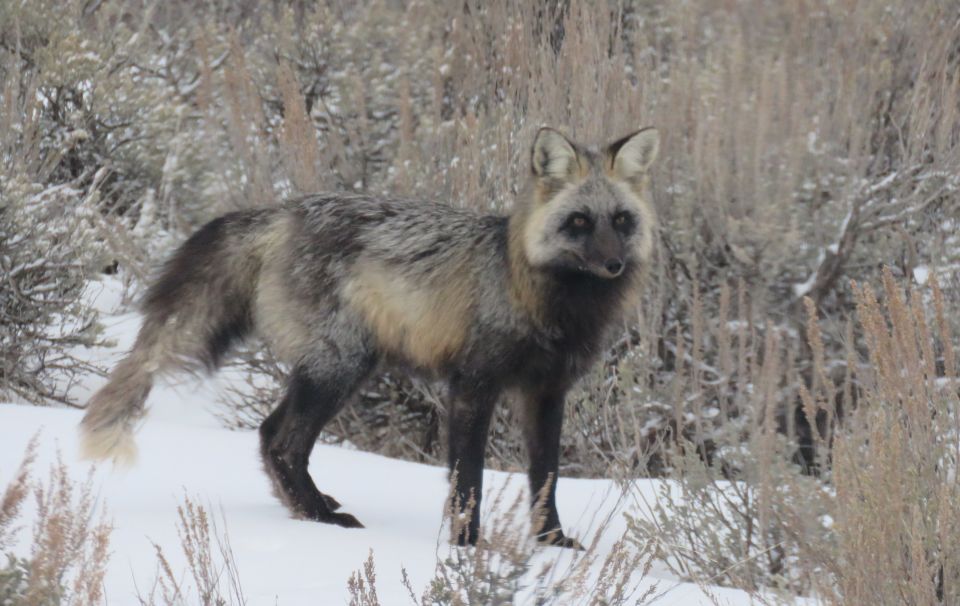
79, 126, 660, 547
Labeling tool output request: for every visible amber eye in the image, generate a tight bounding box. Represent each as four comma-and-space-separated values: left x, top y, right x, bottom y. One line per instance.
562, 213, 593, 235
613, 213, 634, 232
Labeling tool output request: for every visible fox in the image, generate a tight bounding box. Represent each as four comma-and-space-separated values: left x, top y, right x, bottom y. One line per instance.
79, 126, 660, 548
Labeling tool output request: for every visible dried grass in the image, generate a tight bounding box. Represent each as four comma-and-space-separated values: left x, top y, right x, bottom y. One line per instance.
138, 495, 246, 606
0, 440, 112, 606
2, 0, 960, 601
638, 268, 960, 602
349, 481, 661, 606
4, 0, 958, 474
821, 269, 960, 605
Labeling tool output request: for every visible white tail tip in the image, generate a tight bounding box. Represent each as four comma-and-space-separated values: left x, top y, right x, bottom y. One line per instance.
79, 424, 138, 468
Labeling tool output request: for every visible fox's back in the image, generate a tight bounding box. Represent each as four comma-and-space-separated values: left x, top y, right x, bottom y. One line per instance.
263, 193, 511, 370
296, 193, 503, 262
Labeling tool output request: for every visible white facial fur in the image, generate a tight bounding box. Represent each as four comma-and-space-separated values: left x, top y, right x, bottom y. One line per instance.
523, 127, 659, 270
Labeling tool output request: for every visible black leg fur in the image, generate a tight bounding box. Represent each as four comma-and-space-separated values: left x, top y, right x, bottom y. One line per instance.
259, 359, 373, 528
521, 389, 582, 550
447, 378, 499, 546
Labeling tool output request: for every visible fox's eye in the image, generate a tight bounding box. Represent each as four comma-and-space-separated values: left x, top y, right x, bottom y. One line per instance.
612, 212, 634, 233
562, 213, 593, 235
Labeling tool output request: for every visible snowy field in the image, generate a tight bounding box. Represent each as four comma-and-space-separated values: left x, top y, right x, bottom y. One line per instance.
0, 280, 800, 605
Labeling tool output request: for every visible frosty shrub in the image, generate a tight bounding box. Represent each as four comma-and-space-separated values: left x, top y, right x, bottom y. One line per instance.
193, 0, 960, 478
2, 0, 959, 599
4, 0, 958, 475
0, 174, 107, 405
628, 285, 836, 596
0, 0, 206, 404
636, 270, 960, 603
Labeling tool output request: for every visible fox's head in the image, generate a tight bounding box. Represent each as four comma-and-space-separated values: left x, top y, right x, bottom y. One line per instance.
519, 127, 659, 280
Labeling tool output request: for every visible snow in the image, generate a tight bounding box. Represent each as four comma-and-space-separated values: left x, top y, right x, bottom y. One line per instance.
0, 280, 804, 604
792, 270, 818, 299
866, 170, 899, 195
0, 404, 781, 605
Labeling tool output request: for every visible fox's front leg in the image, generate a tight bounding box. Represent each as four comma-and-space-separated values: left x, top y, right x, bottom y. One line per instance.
520, 387, 583, 549
446, 378, 499, 546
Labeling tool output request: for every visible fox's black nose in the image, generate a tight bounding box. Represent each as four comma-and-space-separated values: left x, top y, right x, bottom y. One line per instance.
604, 259, 624, 276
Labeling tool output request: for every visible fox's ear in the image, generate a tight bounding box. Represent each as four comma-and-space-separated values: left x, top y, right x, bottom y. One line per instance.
531, 127, 580, 181
609, 127, 659, 180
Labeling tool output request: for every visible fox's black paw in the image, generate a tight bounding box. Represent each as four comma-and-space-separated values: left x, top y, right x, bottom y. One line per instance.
330, 511, 364, 528
453, 527, 479, 547
322, 493, 341, 511
537, 530, 584, 550
294, 502, 360, 527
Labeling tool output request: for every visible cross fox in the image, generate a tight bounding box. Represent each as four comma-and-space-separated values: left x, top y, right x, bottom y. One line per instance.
79, 126, 660, 547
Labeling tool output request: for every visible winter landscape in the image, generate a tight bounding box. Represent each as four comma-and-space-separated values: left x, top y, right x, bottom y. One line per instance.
2, 1, 959, 605
1, 277, 772, 605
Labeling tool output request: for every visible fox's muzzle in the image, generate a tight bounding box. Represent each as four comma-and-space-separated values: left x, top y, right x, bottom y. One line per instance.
583, 226, 628, 279
583, 257, 625, 279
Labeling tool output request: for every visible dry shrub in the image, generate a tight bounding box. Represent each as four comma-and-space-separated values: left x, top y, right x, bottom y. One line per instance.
2, 4, 960, 599
347, 482, 661, 606
347, 550, 380, 606
820, 270, 960, 605
0, 439, 37, 535
0, 439, 112, 606
638, 269, 960, 602
4, 0, 958, 477
0, 170, 113, 406
204, 0, 960, 477
0, 39, 108, 405
628, 286, 834, 596
0, 0, 180, 404
139, 495, 246, 606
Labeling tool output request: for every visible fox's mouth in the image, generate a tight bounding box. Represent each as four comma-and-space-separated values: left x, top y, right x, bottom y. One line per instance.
574, 259, 626, 280
583, 264, 625, 279
544, 251, 627, 280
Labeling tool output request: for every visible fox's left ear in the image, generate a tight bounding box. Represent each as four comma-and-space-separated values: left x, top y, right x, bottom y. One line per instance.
608, 127, 659, 181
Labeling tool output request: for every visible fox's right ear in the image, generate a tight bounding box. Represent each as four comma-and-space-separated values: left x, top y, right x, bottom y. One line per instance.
531, 127, 580, 182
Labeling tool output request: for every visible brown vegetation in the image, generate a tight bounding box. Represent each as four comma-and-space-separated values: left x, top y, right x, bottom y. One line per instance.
1, 0, 959, 602
0, 440, 111, 606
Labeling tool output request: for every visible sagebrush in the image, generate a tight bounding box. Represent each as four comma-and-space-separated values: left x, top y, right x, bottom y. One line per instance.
1, 0, 959, 602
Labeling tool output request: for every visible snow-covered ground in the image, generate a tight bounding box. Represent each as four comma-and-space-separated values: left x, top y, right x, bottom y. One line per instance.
0, 280, 797, 604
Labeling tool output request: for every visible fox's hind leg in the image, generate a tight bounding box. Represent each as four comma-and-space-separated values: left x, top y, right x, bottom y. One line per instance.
259, 346, 376, 528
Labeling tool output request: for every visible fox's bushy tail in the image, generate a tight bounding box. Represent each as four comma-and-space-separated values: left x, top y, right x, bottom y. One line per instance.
80, 210, 277, 464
